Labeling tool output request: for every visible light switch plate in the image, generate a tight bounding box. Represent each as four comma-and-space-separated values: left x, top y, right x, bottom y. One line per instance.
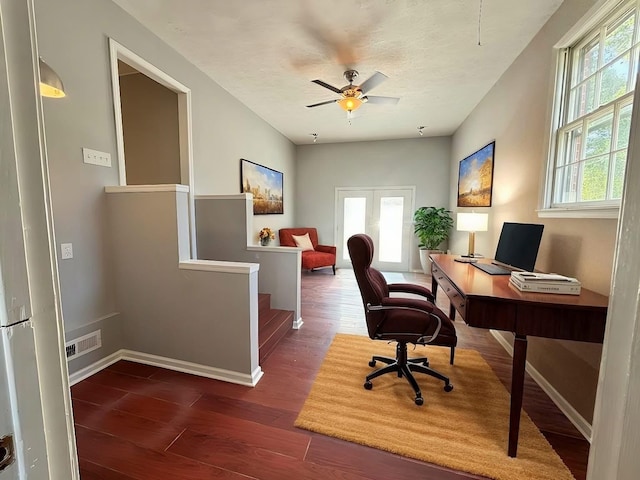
82, 147, 111, 167
61, 243, 73, 260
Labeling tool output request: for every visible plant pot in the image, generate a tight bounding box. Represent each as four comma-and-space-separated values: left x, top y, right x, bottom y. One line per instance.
419, 249, 442, 274
260, 237, 271, 246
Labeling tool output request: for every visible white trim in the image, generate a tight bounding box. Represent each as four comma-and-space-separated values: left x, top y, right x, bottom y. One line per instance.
537, 207, 620, 219
195, 194, 251, 200
179, 259, 260, 274
292, 317, 304, 329
246, 245, 301, 253
556, 0, 631, 47
68, 349, 263, 387
490, 331, 593, 441
105, 184, 189, 194
68, 350, 122, 386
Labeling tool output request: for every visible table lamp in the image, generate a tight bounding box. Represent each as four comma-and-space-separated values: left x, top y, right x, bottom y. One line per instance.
457, 212, 488, 258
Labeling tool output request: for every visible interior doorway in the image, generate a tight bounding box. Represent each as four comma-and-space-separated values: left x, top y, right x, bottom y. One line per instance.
336, 187, 415, 272
108, 38, 196, 256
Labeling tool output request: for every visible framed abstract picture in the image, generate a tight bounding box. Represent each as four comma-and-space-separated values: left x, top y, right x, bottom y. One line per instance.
240, 159, 284, 214
457, 141, 495, 207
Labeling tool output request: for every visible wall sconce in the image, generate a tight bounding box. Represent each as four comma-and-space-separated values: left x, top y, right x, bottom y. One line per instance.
457, 212, 488, 257
39, 58, 66, 98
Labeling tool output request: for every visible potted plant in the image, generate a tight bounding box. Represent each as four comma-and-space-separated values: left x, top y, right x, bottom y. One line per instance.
413, 207, 454, 274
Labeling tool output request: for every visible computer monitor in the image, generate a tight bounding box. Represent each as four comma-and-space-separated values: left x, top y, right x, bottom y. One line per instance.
493, 222, 544, 271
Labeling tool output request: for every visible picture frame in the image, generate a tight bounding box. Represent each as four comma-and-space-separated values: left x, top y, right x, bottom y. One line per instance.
457, 141, 495, 207
240, 159, 284, 215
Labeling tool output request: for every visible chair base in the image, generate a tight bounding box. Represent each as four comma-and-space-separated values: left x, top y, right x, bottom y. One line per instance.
364, 341, 453, 406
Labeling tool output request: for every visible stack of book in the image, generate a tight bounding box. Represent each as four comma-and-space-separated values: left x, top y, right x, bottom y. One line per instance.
509, 271, 581, 295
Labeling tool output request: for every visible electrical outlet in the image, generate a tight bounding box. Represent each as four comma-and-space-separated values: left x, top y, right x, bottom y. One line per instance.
82, 147, 111, 167
61, 243, 73, 260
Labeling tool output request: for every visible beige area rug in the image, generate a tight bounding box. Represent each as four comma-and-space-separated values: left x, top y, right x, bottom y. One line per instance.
295, 334, 574, 480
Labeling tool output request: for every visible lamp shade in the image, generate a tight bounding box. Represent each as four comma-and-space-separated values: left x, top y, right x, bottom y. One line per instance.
457, 212, 488, 232
39, 58, 66, 98
338, 96, 362, 112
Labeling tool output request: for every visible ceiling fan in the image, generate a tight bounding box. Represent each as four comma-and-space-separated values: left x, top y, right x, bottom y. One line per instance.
306, 70, 400, 116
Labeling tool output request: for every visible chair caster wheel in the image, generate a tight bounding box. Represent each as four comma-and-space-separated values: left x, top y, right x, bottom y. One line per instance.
444, 384, 453, 392
364, 381, 373, 390
368, 360, 376, 367
415, 396, 424, 406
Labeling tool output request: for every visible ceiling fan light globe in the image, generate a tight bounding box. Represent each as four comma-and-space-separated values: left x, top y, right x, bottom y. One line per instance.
338, 97, 362, 112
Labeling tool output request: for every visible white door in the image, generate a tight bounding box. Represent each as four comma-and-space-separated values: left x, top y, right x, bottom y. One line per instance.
0, 0, 78, 480
336, 187, 415, 272
0, 336, 18, 478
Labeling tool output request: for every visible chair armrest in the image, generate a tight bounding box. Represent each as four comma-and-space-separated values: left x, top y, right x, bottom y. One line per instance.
315, 244, 336, 255
370, 297, 445, 343
388, 283, 435, 302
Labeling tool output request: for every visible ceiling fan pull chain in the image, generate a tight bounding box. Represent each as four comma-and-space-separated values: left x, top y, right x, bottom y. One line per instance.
478, 0, 483, 46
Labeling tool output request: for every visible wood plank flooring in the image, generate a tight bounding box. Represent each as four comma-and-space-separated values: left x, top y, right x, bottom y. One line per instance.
72, 269, 590, 479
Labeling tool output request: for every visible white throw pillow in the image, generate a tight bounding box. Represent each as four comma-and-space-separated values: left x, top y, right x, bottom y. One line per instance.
292, 233, 315, 251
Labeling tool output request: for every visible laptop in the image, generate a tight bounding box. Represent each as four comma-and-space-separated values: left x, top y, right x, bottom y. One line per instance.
472, 222, 544, 275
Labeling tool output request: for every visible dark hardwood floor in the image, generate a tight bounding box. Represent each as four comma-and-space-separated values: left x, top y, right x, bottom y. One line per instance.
72, 269, 590, 479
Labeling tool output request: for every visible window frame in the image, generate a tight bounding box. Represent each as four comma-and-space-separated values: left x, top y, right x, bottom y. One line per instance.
540, 0, 639, 219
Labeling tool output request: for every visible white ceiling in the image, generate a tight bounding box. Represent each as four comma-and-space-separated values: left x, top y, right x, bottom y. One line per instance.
112, 0, 564, 145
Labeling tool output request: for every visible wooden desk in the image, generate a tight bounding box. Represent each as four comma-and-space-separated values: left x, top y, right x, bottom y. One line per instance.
430, 254, 608, 457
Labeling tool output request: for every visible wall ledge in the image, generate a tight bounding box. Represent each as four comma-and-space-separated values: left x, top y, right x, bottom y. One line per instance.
247, 245, 301, 253
105, 184, 189, 194
179, 259, 259, 274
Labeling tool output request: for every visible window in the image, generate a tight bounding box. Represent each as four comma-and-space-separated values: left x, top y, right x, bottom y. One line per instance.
546, 0, 639, 215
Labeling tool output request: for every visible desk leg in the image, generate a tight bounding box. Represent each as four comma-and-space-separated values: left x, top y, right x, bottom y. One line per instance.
431, 277, 438, 296
508, 334, 527, 457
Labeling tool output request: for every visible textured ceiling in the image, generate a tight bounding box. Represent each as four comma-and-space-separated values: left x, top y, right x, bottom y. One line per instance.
112, 0, 564, 145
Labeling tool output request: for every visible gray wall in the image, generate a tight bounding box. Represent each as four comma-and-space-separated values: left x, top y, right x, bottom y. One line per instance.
119, 72, 181, 185
33, 0, 296, 367
450, 0, 609, 423
107, 190, 258, 376
295, 137, 451, 271
196, 196, 302, 322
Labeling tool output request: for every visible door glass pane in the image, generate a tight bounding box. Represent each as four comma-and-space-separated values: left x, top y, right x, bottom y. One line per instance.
342, 197, 367, 260
378, 197, 403, 263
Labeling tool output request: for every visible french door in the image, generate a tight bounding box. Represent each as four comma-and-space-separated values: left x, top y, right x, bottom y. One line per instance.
336, 187, 415, 272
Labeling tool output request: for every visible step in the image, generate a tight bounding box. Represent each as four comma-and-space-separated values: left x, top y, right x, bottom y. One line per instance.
259, 309, 294, 364
258, 293, 271, 316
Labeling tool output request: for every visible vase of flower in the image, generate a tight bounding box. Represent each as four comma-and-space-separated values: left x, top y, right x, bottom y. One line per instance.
258, 227, 275, 246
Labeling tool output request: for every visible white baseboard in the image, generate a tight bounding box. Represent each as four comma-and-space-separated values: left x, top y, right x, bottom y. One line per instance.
69, 350, 123, 386
490, 330, 592, 442
293, 317, 304, 329
69, 349, 263, 387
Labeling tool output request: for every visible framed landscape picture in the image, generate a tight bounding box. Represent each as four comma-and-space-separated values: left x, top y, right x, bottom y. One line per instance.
457, 141, 495, 207
240, 159, 284, 214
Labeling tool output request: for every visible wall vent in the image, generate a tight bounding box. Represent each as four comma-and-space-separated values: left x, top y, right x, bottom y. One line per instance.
66, 330, 101, 361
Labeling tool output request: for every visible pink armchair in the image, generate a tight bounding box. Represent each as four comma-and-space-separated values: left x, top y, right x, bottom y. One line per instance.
279, 228, 336, 274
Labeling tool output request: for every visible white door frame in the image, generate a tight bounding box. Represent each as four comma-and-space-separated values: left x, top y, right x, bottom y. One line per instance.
108, 38, 197, 258
1, 0, 78, 477
335, 186, 416, 271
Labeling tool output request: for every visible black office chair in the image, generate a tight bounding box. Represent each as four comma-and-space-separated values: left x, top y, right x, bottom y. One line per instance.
347, 233, 456, 405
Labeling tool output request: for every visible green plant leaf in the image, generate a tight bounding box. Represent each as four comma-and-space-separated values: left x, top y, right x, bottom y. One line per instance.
413, 207, 454, 250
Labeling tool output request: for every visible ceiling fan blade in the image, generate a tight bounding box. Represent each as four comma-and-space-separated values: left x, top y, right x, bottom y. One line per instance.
358, 71, 388, 94
362, 95, 400, 105
306, 99, 338, 108
311, 79, 343, 94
